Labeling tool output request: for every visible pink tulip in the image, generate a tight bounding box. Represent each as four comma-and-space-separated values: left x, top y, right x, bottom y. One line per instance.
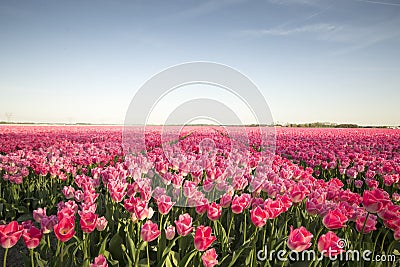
362, 189, 391, 213
141, 220, 160, 242
207, 202, 222, 221
356, 214, 377, 234
80, 211, 98, 233
250, 206, 268, 227
287, 226, 313, 252
165, 225, 176, 240
317, 231, 345, 257
322, 209, 348, 229
33, 207, 47, 223
22, 225, 43, 249
231, 194, 250, 214
194, 226, 216, 251
202, 248, 218, 267
157, 195, 175, 215
0, 221, 23, 248
62, 185, 75, 199
41, 215, 58, 234
96, 216, 108, 231
90, 254, 108, 267
175, 213, 194, 236
54, 217, 75, 242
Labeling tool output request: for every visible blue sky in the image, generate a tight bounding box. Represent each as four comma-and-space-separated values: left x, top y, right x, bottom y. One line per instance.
0, 0, 399, 126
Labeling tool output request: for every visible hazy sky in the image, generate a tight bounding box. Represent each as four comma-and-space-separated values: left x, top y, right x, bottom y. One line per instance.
0, 0, 399, 126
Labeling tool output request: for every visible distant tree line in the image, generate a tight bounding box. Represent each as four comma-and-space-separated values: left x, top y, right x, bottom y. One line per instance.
276, 122, 392, 128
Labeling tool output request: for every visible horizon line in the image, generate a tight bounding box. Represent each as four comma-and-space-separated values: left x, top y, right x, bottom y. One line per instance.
0, 121, 398, 128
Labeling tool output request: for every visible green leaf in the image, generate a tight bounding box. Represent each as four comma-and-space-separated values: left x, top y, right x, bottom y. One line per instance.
169, 251, 180, 266
217, 254, 231, 266
178, 249, 197, 267
138, 240, 147, 251
158, 230, 167, 262
245, 249, 253, 265
125, 231, 136, 261
63, 241, 78, 258
157, 237, 182, 267
122, 244, 133, 266
34, 251, 48, 267
157, 236, 181, 267
138, 258, 151, 267
102, 250, 120, 267
163, 236, 181, 258
15, 204, 29, 213
98, 233, 110, 254
215, 220, 228, 253
21, 251, 31, 267
165, 255, 174, 267
228, 246, 252, 267
109, 233, 125, 262
17, 213, 33, 222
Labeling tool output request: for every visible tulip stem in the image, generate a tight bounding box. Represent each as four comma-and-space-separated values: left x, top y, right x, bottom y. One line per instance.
310, 227, 324, 267
307, 257, 314, 267
197, 250, 201, 265
146, 242, 150, 267
380, 230, 389, 253
227, 214, 234, 240
358, 212, 370, 250
179, 237, 183, 258
159, 214, 164, 233
262, 226, 267, 247
61, 242, 65, 264
84, 233, 90, 267
252, 228, 259, 267
30, 249, 34, 267
312, 227, 324, 252
371, 229, 381, 259
280, 250, 289, 266
157, 215, 164, 262
135, 241, 141, 267
3, 248, 8, 267
56, 240, 60, 261
244, 212, 247, 242
47, 234, 51, 251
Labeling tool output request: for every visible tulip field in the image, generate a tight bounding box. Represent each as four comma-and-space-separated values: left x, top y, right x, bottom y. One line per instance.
0, 125, 399, 267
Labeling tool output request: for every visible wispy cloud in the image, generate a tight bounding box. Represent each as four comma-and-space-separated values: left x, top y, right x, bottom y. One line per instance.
239, 16, 400, 56
354, 0, 400, 7
327, 22, 400, 55
241, 23, 340, 37
177, 0, 247, 18
267, 0, 325, 6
